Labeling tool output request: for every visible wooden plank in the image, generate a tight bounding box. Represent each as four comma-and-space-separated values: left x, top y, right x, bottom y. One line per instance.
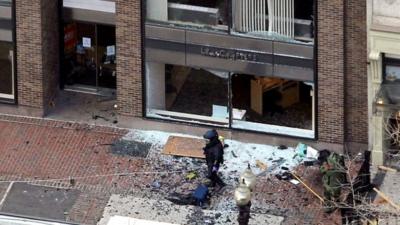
162, 136, 206, 159
251, 79, 263, 115
373, 188, 400, 211
378, 165, 397, 173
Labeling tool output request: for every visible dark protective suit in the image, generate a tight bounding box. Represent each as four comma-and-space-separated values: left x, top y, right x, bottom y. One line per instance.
203, 136, 225, 187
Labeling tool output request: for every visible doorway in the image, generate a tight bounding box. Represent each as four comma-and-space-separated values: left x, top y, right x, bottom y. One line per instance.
62, 22, 116, 94
0, 41, 14, 100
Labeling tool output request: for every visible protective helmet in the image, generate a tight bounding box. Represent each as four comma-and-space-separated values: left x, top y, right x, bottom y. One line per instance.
317, 149, 331, 163
203, 129, 218, 140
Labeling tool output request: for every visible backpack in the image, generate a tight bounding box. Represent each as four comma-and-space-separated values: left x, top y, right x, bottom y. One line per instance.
192, 184, 209, 207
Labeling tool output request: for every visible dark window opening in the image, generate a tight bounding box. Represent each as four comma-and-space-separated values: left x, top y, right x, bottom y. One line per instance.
62, 21, 116, 90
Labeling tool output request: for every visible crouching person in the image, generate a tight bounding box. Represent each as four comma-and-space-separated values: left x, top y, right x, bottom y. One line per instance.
318, 150, 347, 213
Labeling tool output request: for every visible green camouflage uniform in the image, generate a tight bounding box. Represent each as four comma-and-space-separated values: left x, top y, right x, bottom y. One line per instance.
320, 153, 346, 212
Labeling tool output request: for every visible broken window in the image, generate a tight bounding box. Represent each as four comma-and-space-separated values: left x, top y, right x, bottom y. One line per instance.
145, 62, 315, 138
146, 63, 230, 126
231, 74, 314, 138
146, 0, 229, 32
145, 0, 314, 42
231, 0, 314, 42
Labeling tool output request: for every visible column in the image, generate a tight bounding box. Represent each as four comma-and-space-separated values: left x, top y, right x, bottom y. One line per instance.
369, 53, 384, 165
146, 62, 165, 110
15, 0, 60, 116
116, 0, 142, 117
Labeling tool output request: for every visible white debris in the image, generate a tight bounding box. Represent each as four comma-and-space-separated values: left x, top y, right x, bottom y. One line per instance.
222, 140, 300, 177
306, 146, 319, 159
232, 120, 315, 139
122, 129, 200, 148
122, 129, 303, 185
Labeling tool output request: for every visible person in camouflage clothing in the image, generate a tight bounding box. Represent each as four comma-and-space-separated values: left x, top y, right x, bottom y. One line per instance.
318, 150, 347, 213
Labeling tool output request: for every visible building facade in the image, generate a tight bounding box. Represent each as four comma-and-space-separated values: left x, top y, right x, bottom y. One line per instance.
0, 0, 367, 151
368, 0, 400, 165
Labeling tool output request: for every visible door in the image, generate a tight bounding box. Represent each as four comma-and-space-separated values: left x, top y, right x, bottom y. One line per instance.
64, 22, 97, 87
97, 24, 116, 89
63, 22, 116, 91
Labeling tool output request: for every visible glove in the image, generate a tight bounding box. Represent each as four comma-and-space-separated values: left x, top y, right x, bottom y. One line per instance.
212, 165, 219, 172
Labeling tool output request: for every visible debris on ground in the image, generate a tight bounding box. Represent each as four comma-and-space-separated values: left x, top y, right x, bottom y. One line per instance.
110, 140, 151, 158
278, 145, 288, 150
112, 129, 308, 224
186, 171, 198, 181
255, 160, 268, 171
294, 143, 307, 158
162, 136, 206, 159
289, 179, 300, 185
306, 146, 319, 159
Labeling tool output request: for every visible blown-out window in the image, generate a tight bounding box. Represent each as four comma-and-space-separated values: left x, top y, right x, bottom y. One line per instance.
146, 0, 229, 32
145, 0, 314, 42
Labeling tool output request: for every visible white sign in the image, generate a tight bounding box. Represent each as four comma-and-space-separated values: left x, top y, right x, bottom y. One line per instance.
82, 37, 91, 48
107, 45, 116, 56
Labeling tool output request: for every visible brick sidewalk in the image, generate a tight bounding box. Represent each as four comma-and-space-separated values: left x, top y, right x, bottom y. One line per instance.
0, 115, 345, 225
0, 115, 147, 224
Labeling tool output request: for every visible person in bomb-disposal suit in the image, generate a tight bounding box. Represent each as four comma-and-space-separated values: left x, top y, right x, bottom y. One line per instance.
203, 129, 226, 188
318, 150, 347, 213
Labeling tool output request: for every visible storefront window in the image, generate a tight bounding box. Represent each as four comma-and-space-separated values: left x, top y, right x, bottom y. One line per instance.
146, 0, 228, 32
231, 74, 314, 137
146, 63, 230, 126
145, 62, 315, 137
144, 0, 316, 138
0, 0, 15, 101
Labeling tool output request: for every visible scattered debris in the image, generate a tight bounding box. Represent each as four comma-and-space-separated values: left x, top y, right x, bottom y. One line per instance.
378, 165, 397, 173
111, 140, 151, 158
275, 172, 292, 181
231, 151, 238, 158
92, 114, 110, 121
289, 179, 300, 185
373, 188, 400, 210
281, 166, 289, 171
278, 145, 288, 150
294, 143, 307, 158
303, 160, 317, 167
306, 146, 319, 159
291, 173, 324, 202
186, 171, 198, 181
152, 180, 161, 189
162, 136, 205, 159
255, 160, 267, 171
